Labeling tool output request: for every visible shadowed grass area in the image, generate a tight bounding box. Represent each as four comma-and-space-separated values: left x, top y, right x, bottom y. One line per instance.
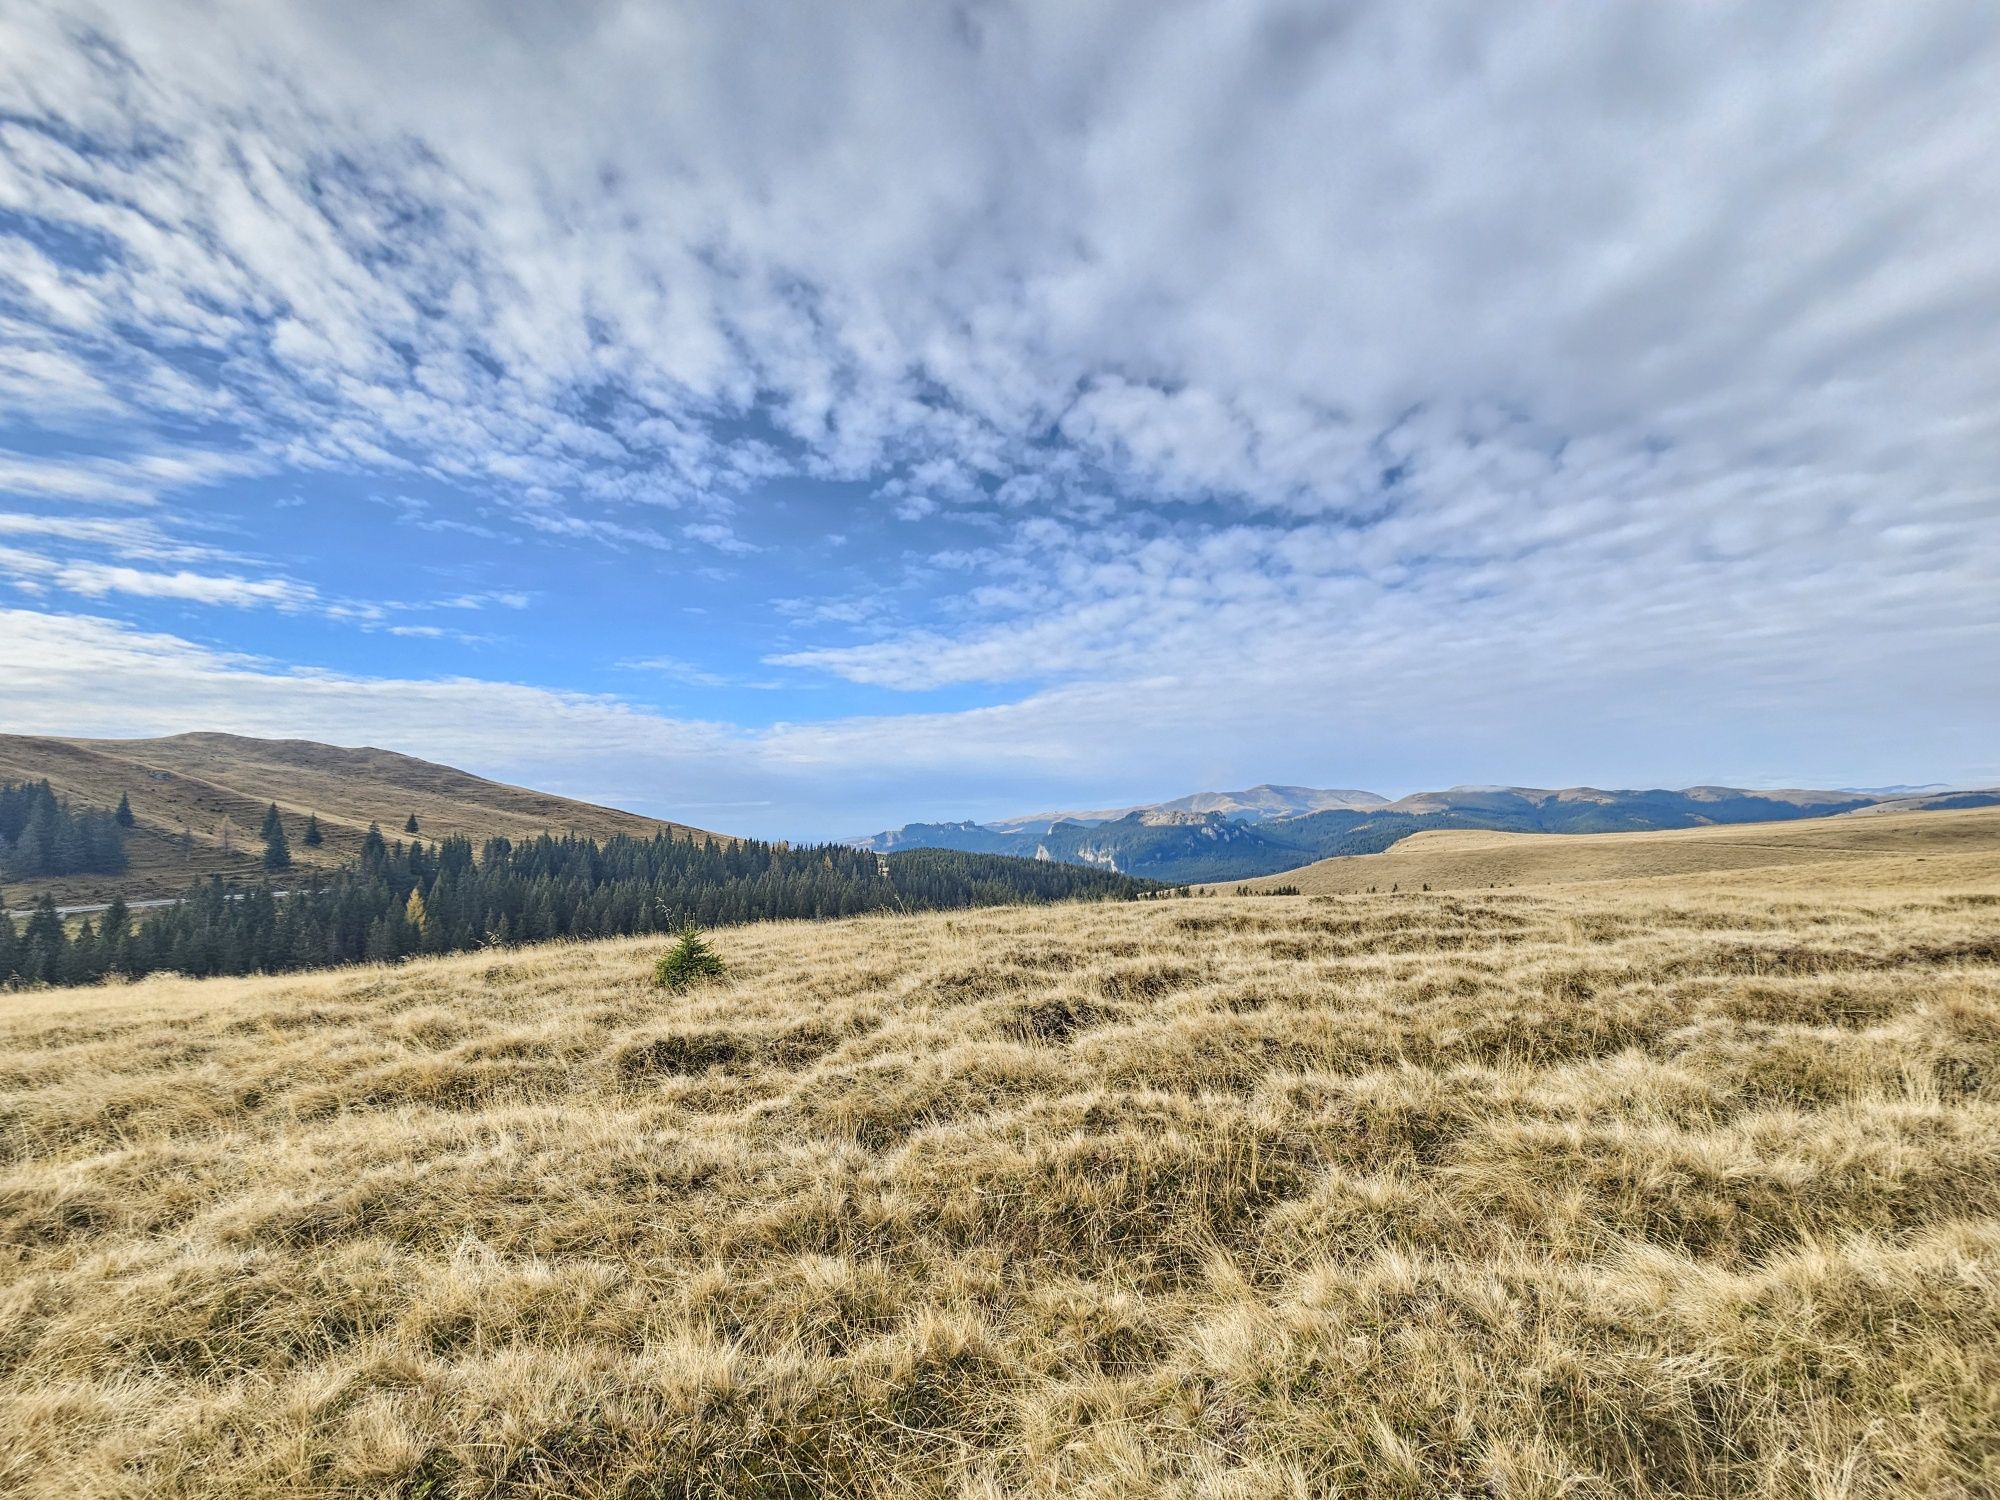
2, 847, 1998, 1496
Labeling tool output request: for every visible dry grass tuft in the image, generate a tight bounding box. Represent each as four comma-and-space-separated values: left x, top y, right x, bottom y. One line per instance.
3, 839, 1999, 1496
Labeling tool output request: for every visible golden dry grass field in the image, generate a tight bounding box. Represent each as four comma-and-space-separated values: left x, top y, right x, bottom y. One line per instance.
4, 814, 2000, 1497
1230, 805, 2000, 896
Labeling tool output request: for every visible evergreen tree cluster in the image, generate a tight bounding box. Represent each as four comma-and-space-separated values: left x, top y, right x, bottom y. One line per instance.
0, 781, 129, 879
883, 848, 1160, 906
0, 829, 1155, 987
0, 893, 134, 987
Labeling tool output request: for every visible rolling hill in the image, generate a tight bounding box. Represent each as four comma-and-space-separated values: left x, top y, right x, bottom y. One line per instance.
0, 732, 725, 906
1228, 803, 2000, 894
3, 805, 1996, 1494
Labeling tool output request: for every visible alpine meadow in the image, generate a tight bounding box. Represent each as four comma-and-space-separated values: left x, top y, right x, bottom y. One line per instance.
4, 812, 1999, 1495
4, 4, 2000, 1497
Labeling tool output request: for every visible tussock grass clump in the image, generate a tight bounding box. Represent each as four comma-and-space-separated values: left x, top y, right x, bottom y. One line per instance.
2, 842, 1999, 1496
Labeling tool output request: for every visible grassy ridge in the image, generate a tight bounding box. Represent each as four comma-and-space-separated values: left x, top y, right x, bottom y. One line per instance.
2, 839, 1998, 1494
1234, 804, 2000, 895
0, 732, 722, 907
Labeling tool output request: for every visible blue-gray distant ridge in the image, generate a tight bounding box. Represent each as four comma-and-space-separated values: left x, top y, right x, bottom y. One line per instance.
849, 783, 2000, 885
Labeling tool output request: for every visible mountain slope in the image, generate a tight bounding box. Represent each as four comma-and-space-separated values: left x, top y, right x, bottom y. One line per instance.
991, 783, 1387, 829
1149, 783, 1387, 821
1377, 784, 1877, 825
0, 732, 726, 905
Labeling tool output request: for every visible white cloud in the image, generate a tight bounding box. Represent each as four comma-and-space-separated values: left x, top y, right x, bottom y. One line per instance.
4, 608, 1994, 842
0, 528, 541, 630
8, 0, 1988, 533
617, 656, 732, 688
681, 522, 758, 555
438, 590, 532, 611
0, 450, 266, 505
50, 561, 315, 609
0, 535, 322, 613
0, 608, 1085, 834
384, 622, 491, 644
0, 2, 1997, 821
617, 655, 791, 692
0, 511, 221, 563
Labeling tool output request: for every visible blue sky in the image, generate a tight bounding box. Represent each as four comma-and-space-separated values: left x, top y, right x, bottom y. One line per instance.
2, 1, 1998, 839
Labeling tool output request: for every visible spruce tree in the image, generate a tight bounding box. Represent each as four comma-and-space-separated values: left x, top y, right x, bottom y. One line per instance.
263, 812, 292, 872
55, 816, 88, 874
404, 813, 421, 834
100, 894, 130, 974
654, 923, 725, 991
302, 813, 323, 847
260, 803, 282, 841
23, 894, 64, 985
67, 919, 99, 985
115, 792, 135, 827
17, 797, 56, 877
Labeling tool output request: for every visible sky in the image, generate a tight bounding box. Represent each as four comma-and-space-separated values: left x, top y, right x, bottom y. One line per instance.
2, 1, 1998, 840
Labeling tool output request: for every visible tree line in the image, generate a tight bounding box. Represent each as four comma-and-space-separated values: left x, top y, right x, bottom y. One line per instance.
0, 781, 129, 879
0, 828, 1155, 987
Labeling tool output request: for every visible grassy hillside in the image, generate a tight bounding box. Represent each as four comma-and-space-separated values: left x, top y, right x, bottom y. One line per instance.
1229, 804, 2000, 895
0, 733, 723, 907
2, 834, 1997, 1493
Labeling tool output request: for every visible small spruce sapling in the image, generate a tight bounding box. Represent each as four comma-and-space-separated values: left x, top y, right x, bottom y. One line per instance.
654, 923, 725, 991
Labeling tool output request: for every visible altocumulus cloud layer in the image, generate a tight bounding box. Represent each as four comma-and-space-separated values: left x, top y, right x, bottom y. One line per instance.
1, 1, 1997, 835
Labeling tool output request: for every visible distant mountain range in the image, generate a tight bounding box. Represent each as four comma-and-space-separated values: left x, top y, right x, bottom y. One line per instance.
987, 784, 1387, 831
853, 782, 2000, 885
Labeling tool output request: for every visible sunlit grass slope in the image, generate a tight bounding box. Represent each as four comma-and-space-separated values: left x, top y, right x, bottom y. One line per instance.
0, 731, 724, 907
3, 842, 1999, 1496
1231, 803, 2000, 896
